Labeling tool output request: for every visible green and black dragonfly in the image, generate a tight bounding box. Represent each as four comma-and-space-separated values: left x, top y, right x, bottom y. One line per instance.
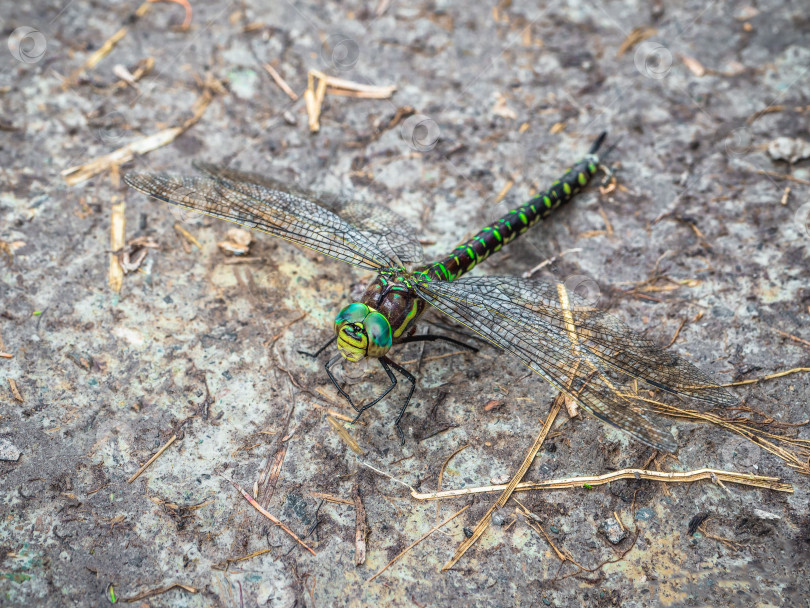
124, 134, 736, 452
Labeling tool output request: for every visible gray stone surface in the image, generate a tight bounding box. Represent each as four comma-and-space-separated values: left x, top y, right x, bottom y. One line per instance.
1, 1, 809, 606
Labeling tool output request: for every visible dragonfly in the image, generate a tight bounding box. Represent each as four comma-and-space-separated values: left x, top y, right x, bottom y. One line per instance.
124, 134, 737, 452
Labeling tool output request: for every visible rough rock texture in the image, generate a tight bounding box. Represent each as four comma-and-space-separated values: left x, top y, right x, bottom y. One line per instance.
1, 1, 809, 606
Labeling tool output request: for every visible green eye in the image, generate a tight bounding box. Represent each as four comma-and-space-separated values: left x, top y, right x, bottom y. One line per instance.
335, 302, 369, 333
364, 311, 392, 356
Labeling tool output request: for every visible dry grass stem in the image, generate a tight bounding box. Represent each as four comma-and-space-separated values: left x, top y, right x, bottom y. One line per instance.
309, 492, 354, 506
62, 84, 217, 185
173, 223, 201, 249
264, 63, 299, 100
412, 467, 792, 501
9, 379, 24, 402
367, 505, 469, 584
127, 434, 177, 483
441, 395, 563, 570
109, 201, 126, 292
228, 478, 316, 556
327, 415, 364, 455
120, 582, 197, 603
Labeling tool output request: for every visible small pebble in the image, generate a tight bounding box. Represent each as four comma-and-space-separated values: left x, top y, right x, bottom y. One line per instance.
463, 527, 473, 538
0, 438, 21, 461
753, 509, 780, 521
492, 508, 510, 526
600, 519, 627, 544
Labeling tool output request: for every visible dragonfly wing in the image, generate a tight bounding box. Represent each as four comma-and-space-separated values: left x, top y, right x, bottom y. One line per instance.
331, 200, 425, 267
413, 276, 735, 452
124, 169, 400, 271
491, 278, 738, 407
192, 163, 425, 267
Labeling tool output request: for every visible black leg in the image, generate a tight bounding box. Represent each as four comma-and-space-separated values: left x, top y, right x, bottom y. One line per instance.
399, 334, 478, 352
324, 354, 398, 415
385, 357, 416, 445
350, 358, 399, 419
324, 355, 418, 445
299, 336, 336, 358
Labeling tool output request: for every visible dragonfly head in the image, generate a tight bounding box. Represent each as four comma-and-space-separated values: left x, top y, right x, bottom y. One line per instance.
334, 302, 392, 362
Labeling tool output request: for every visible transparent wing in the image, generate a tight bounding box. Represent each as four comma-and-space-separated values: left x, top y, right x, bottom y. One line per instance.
493, 279, 737, 407
414, 276, 738, 452
124, 165, 416, 272
192, 162, 424, 267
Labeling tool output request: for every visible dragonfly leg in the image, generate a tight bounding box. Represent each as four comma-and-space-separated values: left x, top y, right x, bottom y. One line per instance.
299, 336, 336, 358
325, 354, 399, 416
350, 358, 400, 422
325, 353, 360, 412
399, 334, 478, 352
385, 357, 416, 445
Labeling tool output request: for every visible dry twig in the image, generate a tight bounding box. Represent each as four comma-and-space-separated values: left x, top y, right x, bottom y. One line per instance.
354, 483, 368, 566
109, 201, 126, 292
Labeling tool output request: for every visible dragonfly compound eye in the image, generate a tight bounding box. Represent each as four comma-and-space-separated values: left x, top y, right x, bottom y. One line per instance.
363, 311, 393, 358
334, 302, 371, 332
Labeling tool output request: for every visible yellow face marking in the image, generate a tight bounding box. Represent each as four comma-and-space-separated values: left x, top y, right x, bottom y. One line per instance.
336, 327, 367, 362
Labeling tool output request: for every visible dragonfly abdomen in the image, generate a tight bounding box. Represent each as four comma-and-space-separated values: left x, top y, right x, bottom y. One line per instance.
422, 148, 602, 282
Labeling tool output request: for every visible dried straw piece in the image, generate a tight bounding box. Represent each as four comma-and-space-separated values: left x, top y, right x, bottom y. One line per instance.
616, 26, 657, 56
62, 85, 216, 186
109, 201, 126, 292
309, 492, 353, 506
128, 435, 177, 483
441, 395, 563, 571
304, 69, 396, 132
9, 379, 24, 402
367, 504, 469, 584
264, 64, 299, 100
227, 478, 316, 556
327, 415, 363, 455
120, 582, 197, 603
412, 467, 793, 501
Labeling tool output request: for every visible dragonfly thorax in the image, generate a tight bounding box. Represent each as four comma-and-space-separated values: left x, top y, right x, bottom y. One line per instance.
334, 302, 393, 362
359, 273, 427, 341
